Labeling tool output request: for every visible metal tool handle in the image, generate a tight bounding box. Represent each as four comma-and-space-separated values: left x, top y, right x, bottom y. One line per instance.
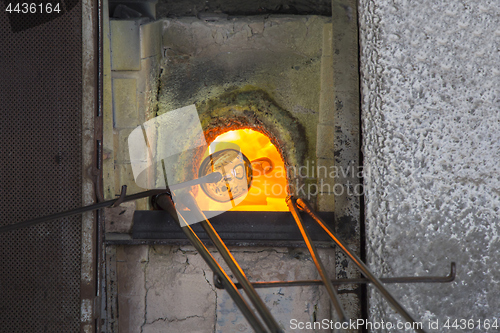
0, 172, 222, 234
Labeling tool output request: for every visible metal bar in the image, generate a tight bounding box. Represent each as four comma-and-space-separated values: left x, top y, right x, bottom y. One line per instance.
296, 198, 426, 333
170, 171, 222, 189
154, 194, 267, 333
132, 210, 337, 244
110, 185, 127, 208
286, 197, 347, 323
0, 189, 167, 233
0, 173, 222, 233
179, 193, 283, 333
213, 262, 456, 289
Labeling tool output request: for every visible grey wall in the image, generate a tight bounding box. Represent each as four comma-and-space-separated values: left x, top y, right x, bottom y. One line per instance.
359, 0, 500, 331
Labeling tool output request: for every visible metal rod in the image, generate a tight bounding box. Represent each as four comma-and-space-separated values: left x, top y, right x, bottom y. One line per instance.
170, 171, 222, 189
286, 197, 347, 324
110, 185, 128, 208
179, 193, 283, 333
0, 173, 222, 234
154, 194, 267, 333
0, 189, 167, 233
213, 262, 456, 289
296, 198, 426, 333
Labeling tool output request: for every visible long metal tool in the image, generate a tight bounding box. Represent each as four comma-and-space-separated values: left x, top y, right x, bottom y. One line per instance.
213, 262, 456, 289
154, 194, 267, 333
0, 187, 165, 233
296, 198, 426, 333
0, 172, 221, 234
178, 193, 283, 333
286, 197, 347, 324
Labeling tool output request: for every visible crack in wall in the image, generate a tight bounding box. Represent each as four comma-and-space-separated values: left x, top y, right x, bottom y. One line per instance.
149, 314, 204, 324
140, 247, 150, 333
173, 246, 198, 255
235, 248, 284, 254
312, 303, 318, 322
153, 67, 163, 118
181, 252, 191, 274
202, 268, 218, 333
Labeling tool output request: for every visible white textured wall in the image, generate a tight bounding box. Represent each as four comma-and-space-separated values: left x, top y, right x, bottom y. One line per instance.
359, 0, 500, 330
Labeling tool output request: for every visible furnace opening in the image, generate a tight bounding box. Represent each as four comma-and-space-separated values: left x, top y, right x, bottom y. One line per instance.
195, 128, 288, 212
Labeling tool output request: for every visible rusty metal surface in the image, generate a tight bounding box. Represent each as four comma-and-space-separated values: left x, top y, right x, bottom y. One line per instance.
0, 5, 83, 332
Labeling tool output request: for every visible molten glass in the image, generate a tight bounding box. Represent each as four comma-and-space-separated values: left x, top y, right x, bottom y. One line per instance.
196, 129, 288, 211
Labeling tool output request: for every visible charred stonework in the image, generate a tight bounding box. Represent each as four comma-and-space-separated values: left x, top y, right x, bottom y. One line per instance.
156, 0, 332, 18
157, 15, 330, 203
196, 88, 308, 194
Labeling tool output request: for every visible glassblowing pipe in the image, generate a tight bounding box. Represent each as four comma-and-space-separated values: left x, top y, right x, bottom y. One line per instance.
286, 196, 347, 324
295, 198, 426, 333
0, 188, 166, 233
154, 194, 267, 333
177, 193, 283, 333
0, 172, 222, 234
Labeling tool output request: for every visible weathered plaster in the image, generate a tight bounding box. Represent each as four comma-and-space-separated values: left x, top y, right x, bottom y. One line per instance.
115, 245, 336, 332
159, 16, 330, 168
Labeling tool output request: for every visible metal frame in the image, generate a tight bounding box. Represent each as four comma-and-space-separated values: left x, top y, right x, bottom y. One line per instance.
82, 0, 103, 330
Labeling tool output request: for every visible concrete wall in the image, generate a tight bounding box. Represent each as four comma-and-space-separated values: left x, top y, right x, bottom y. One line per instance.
359, 0, 500, 330
112, 245, 336, 332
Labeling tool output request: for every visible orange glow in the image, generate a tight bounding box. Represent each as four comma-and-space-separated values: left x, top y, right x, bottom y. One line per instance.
196, 129, 288, 211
